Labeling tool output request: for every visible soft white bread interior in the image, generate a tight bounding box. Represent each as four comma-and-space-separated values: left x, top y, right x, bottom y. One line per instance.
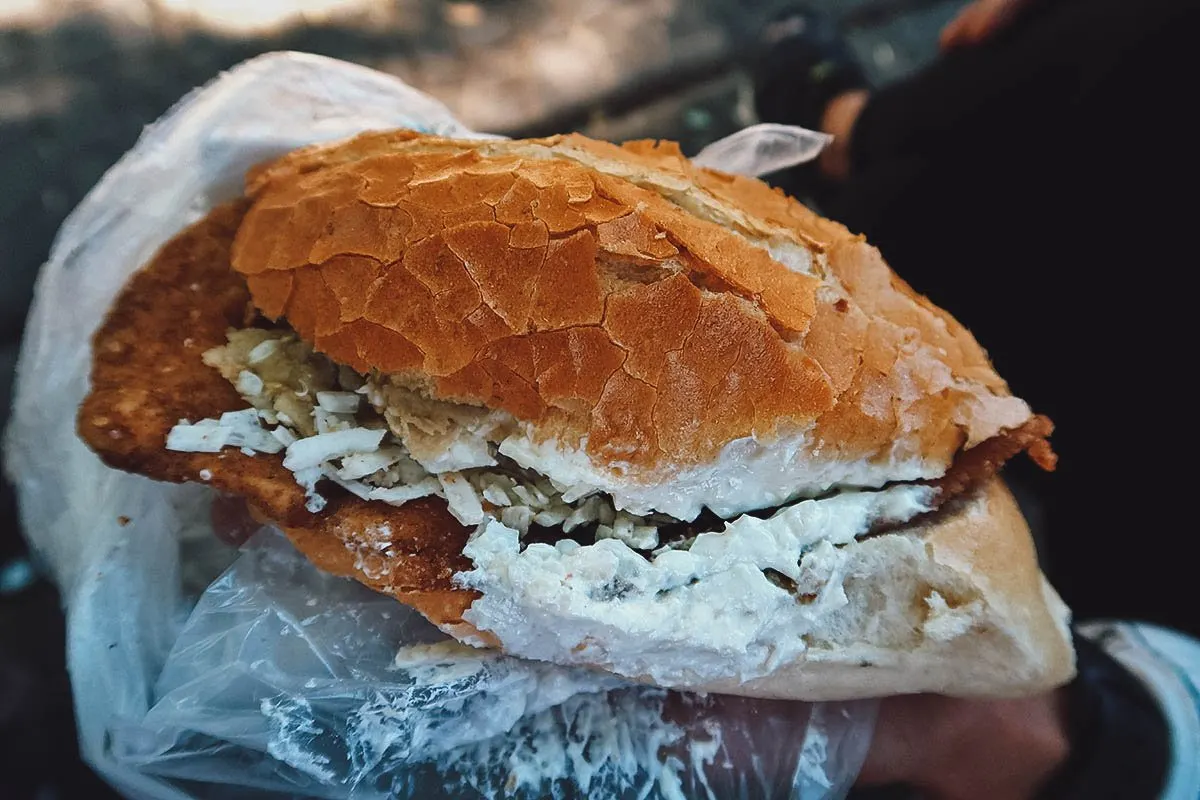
705, 479, 1073, 699
458, 478, 1075, 700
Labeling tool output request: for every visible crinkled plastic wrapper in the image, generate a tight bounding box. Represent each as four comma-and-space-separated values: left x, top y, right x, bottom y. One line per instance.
3, 52, 873, 800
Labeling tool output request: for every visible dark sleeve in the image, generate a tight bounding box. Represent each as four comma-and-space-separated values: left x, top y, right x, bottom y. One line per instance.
1035, 629, 1171, 800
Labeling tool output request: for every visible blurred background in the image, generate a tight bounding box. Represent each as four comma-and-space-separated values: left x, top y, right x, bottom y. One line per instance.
0, 1, 963, 796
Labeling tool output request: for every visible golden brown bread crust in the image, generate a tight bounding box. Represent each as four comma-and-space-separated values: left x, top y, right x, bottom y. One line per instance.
232, 130, 1050, 484
77, 203, 476, 627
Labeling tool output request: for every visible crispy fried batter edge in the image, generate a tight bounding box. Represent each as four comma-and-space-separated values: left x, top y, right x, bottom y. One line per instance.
77, 201, 476, 626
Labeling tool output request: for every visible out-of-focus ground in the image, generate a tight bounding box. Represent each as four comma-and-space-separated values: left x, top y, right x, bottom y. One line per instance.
0, 1, 965, 796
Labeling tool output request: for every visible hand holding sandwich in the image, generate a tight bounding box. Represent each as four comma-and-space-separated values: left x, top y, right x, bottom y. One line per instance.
860, 691, 1070, 799
665, 686, 1068, 799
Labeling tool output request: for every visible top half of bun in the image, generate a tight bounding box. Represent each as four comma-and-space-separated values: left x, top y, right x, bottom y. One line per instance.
231, 130, 1052, 494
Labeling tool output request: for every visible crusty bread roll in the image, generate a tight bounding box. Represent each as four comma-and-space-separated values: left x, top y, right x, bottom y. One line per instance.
230, 130, 1053, 523
79, 130, 1074, 700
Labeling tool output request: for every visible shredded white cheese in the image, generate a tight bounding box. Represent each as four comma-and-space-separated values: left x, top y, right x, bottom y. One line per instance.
438, 472, 486, 526
316, 391, 360, 414
368, 478, 443, 506
170, 329, 663, 542
172, 328, 936, 564
166, 331, 674, 543
283, 429, 386, 472
236, 370, 264, 397
166, 410, 284, 455
336, 448, 407, 481
271, 426, 297, 447
166, 420, 231, 453
294, 466, 327, 513
246, 338, 279, 364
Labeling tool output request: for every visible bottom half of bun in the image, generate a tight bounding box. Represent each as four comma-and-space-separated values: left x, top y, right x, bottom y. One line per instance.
438, 479, 1074, 701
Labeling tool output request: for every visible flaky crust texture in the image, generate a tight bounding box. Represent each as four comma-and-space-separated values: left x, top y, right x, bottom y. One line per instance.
232, 131, 1051, 482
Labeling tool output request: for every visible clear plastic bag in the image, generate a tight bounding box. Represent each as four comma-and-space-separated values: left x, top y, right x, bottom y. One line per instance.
691, 123, 832, 176
3, 51, 874, 800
